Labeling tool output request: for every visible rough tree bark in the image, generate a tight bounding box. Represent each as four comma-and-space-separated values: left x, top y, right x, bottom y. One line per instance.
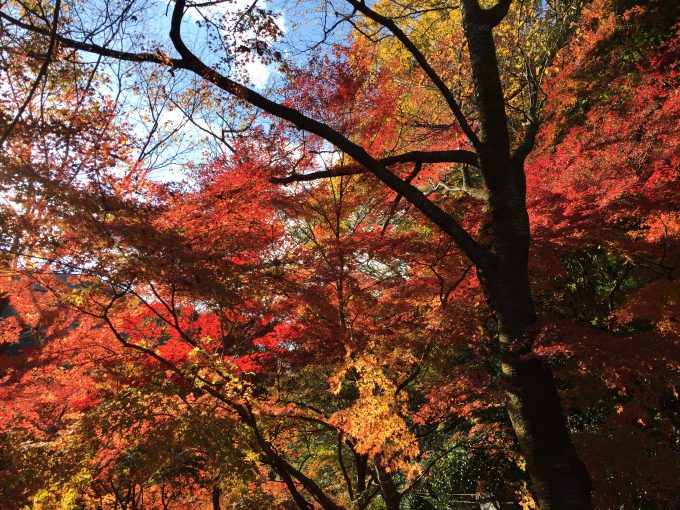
460, 1, 592, 508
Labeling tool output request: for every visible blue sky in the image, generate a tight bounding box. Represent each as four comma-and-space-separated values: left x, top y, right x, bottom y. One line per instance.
85, 0, 355, 182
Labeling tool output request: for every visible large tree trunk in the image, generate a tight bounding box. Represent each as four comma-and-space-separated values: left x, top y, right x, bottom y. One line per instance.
502, 337, 592, 509
375, 456, 402, 510
458, 1, 592, 507
488, 265, 592, 509
212, 486, 222, 510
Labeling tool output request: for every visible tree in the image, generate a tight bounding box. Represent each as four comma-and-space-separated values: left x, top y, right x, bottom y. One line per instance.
0, 1, 590, 506
1, 0, 678, 508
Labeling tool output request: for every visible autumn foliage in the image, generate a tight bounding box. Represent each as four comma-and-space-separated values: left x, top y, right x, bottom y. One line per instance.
0, 0, 678, 508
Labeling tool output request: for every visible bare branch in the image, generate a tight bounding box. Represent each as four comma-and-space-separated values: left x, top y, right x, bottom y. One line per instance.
0, 0, 61, 147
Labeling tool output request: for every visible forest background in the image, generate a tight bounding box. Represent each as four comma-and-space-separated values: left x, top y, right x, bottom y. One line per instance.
0, 0, 678, 508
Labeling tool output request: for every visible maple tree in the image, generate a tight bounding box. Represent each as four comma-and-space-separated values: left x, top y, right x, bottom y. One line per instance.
0, 0, 678, 508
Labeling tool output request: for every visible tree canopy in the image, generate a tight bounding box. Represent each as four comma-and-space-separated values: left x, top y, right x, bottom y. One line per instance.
0, 0, 678, 508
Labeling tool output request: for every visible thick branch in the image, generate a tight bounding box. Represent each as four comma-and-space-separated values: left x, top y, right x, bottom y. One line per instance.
483, 0, 513, 28
0, 9, 181, 66
270, 149, 478, 184
337, 435, 355, 502
512, 120, 539, 166
168, 1, 488, 267
512, 68, 541, 166
1, 0, 490, 271
271, 166, 365, 184
381, 149, 478, 167
247, 414, 344, 510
